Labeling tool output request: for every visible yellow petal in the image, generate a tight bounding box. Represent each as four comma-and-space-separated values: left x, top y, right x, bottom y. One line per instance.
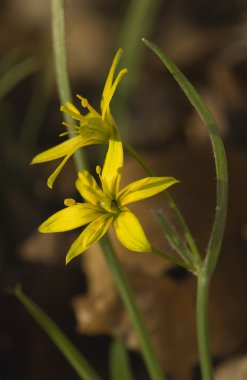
38, 203, 101, 232
45, 133, 109, 190
101, 48, 123, 112
113, 209, 151, 252
76, 171, 108, 206
31, 136, 83, 164
66, 214, 113, 264
118, 177, 179, 206
101, 68, 128, 121
101, 128, 123, 198
47, 150, 77, 189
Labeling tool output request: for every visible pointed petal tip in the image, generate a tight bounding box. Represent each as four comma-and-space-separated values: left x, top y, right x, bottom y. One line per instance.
30, 154, 42, 165
65, 254, 71, 265
38, 220, 57, 233
65, 247, 84, 265
47, 178, 53, 189
115, 47, 123, 59
38, 224, 47, 233
172, 178, 180, 185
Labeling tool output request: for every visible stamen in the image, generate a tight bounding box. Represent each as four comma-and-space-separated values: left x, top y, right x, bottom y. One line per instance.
96, 165, 103, 186
59, 131, 78, 137
61, 105, 86, 123
62, 121, 80, 131
64, 198, 76, 207
96, 165, 101, 175
76, 94, 87, 107
66, 102, 80, 114
76, 94, 101, 118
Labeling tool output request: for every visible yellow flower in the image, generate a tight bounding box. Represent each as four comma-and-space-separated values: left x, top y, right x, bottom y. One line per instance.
31, 49, 127, 188
39, 129, 179, 264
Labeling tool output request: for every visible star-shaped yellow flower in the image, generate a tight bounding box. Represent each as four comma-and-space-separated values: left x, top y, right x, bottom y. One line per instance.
31, 49, 127, 188
39, 128, 179, 264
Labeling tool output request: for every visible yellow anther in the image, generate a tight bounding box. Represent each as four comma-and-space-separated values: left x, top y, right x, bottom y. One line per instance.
96, 165, 102, 175
82, 98, 88, 108
76, 95, 88, 108
64, 198, 76, 207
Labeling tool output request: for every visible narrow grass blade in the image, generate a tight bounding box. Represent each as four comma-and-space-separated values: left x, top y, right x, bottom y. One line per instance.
142, 38, 228, 278
9, 285, 101, 380
109, 339, 134, 380
19, 67, 51, 149
0, 57, 38, 102
114, 0, 161, 133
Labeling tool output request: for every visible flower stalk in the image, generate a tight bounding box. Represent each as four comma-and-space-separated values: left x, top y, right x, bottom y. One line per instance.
196, 268, 213, 380
51, 0, 87, 173
101, 235, 166, 380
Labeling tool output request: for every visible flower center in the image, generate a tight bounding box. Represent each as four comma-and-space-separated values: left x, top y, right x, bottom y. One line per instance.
110, 198, 118, 210
99, 198, 119, 214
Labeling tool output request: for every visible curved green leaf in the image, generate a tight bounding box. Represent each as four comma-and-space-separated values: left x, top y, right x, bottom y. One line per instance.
9, 285, 100, 380
142, 38, 228, 278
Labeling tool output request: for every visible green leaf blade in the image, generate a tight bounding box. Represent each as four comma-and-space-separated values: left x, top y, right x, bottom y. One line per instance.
109, 339, 135, 380
0, 57, 38, 102
153, 209, 197, 269
10, 285, 101, 380
143, 38, 228, 278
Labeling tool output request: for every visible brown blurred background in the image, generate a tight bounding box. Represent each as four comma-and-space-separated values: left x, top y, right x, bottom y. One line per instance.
1, 0, 247, 379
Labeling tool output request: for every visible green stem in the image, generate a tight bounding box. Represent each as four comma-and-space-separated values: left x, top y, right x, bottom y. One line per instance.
51, 0, 87, 172
101, 235, 166, 380
142, 39, 229, 378
141, 38, 228, 278
124, 141, 201, 264
196, 269, 213, 380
